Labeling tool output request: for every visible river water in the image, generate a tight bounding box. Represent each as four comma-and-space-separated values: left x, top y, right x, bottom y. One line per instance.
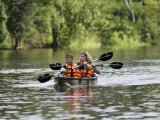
0, 47, 160, 120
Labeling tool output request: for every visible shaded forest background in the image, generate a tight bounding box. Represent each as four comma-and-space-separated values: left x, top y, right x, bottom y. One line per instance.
0, 0, 160, 50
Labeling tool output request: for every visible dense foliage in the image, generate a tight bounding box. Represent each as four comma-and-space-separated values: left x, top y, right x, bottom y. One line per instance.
0, 0, 159, 49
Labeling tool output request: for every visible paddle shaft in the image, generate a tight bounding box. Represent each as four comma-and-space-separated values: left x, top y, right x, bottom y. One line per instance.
50, 52, 113, 70
73, 53, 113, 69
95, 62, 123, 69
38, 52, 114, 83
37, 71, 62, 83
92, 54, 112, 62
53, 71, 62, 76
49, 71, 62, 78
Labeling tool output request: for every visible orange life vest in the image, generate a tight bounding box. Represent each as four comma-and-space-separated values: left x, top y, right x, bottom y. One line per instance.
77, 62, 94, 78
81, 69, 93, 77
63, 63, 82, 78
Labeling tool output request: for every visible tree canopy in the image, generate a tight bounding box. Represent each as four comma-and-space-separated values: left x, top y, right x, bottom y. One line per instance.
0, 0, 160, 49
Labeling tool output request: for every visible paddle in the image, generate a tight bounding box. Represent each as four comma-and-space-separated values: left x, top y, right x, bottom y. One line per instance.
96, 62, 123, 69
49, 52, 113, 70
49, 63, 62, 70
38, 52, 113, 83
38, 62, 123, 83
92, 52, 113, 62
37, 71, 61, 83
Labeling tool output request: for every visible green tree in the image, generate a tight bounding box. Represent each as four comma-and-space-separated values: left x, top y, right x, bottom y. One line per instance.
0, 0, 9, 47
6, 0, 37, 49
0, 0, 159, 49
50, 0, 100, 49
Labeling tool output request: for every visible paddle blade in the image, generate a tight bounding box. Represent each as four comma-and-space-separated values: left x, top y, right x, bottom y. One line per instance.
99, 52, 113, 61
49, 63, 62, 70
109, 62, 123, 69
37, 74, 52, 83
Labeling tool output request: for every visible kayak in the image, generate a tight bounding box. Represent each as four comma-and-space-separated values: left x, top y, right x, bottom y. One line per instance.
54, 76, 97, 85
54, 76, 97, 92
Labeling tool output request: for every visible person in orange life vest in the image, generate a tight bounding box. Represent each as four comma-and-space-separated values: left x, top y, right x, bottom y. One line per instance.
79, 52, 100, 77
63, 54, 81, 78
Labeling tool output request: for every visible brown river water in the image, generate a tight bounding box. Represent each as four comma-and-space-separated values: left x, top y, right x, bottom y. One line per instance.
0, 47, 160, 120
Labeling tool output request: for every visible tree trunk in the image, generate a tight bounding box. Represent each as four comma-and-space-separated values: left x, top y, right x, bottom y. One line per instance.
140, 0, 144, 6
13, 38, 19, 50
52, 27, 58, 49
125, 0, 136, 23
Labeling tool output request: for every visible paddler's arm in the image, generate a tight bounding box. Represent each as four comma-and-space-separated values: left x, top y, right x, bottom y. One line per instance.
92, 65, 101, 75
83, 61, 92, 70
60, 65, 67, 75
84, 62, 101, 74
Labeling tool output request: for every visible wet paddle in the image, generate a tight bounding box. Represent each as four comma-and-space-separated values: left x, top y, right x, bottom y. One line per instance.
49, 63, 62, 70
38, 52, 114, 83
96, 62, 123, 69
38, 62, 123, 83
37, 71, 61, 83
92, 52, 113, 62
37, 62, 123, 83
49, 52, 113, 70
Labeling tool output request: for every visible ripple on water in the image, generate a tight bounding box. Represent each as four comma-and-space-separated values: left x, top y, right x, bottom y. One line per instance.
0, 68, 51, 74
1, 58, 160, 119
98, 64, 160, 87
99, 59, 160, 86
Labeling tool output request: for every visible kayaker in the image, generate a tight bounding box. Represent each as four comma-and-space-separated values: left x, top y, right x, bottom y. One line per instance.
63, 54, 82, 78
79, 52, 100, 77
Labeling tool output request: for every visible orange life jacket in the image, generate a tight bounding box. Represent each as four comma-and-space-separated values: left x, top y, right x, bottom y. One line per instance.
81, 69, 93, 77
63, 63, 82, 78
78, 62, 94, 78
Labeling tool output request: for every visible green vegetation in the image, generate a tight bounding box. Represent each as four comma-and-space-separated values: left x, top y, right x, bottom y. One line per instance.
0, 0, 159, 50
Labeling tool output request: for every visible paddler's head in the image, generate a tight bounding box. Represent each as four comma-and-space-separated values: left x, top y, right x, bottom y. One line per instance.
80, 52, 92, 63
65, 54, 74, 65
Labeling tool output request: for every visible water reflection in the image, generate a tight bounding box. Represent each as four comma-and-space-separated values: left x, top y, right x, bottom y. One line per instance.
65, 86, 94, 105
1, 47, 160, 119
60, 86, 96, 119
